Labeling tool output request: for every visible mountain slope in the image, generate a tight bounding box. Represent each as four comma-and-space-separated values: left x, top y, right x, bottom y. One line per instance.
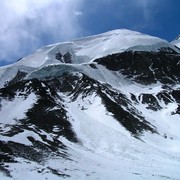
0, 29, 180, 179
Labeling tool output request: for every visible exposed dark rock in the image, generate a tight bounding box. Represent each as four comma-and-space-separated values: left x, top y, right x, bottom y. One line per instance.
139, 94, 162, 111
63, 52, 72, 63
89, 63, 98, 69
6, 70, 27, 87
55, 52, 72, 63
95, 51, 180, 84
55, 52, 63, 61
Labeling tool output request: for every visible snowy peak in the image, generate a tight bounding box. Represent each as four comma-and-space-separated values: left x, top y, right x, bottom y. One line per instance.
15, 29, 180, 68
171, 34, 180, 48
0, 29, 180, 88
174, 34, 180, 40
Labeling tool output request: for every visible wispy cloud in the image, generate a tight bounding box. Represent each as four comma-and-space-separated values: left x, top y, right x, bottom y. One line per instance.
0, 0, 83, 63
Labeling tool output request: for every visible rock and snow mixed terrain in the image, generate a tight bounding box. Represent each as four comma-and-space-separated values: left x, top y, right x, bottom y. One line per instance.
0, 29, 180, 179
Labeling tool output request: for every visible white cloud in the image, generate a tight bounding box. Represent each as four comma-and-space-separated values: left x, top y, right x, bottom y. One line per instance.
74, 11, 83, 16
0, 0, 161, 65
0, 0, 83, 63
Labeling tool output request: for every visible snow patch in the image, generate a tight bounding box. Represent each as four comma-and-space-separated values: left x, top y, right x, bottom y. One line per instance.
0, 93, 37, 125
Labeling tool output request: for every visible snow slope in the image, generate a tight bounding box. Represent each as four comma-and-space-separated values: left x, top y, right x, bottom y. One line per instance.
0, 93, 37, 125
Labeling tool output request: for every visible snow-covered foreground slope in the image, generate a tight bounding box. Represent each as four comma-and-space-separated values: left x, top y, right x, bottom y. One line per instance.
1, 71, 180, 179
0, 29, 180, 179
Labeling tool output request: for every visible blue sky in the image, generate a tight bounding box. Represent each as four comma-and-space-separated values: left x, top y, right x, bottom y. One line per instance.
0, 0, 180, 66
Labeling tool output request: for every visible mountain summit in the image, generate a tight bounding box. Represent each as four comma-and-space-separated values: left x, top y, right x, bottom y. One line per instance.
0, 29, 180, 179
0, 29, 179, 87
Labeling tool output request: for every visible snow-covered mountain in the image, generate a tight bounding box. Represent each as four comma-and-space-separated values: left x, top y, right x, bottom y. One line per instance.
0, 29, 180, 179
